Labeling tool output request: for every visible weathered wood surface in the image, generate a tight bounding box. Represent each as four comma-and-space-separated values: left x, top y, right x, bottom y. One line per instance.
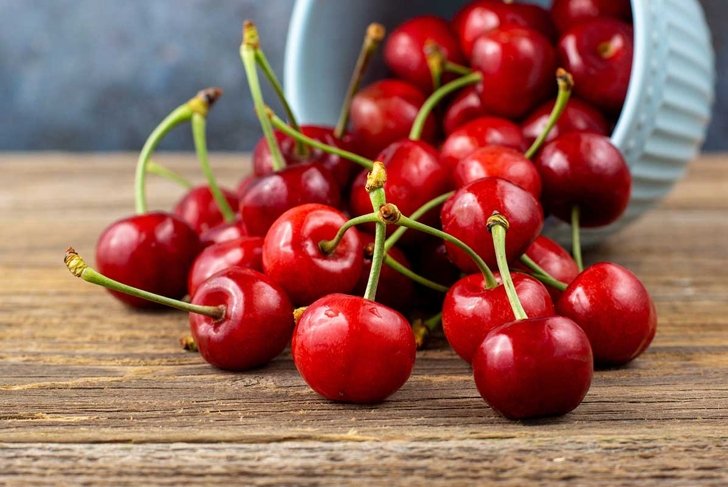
1, 153, 727, 486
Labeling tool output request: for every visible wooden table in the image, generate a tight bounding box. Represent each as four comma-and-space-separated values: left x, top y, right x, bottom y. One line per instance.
1, 153, 727, 486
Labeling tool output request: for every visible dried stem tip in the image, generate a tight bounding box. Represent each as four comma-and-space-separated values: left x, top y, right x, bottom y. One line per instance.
379, 203, 402, 225
412, 319, 429, 350
365, 161, 387, 192
180, 335, 199, 352
486, 211, 510, 232
293, 307, 307, 325
366, 23, 386, 42
243, 20, 260, 48
64, 247, 88, 278
197, 87, 223, 108
556, 68, 574, 91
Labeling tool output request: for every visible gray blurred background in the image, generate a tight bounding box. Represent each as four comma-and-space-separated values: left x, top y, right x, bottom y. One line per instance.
1, 0, 725, 152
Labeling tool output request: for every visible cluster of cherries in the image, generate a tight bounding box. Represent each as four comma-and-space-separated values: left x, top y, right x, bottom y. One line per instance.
66, 0, 657, 420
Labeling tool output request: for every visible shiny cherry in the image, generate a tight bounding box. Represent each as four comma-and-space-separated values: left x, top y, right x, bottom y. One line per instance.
199, 218, 247, 247
534, 133, 631, 227
558, 18, 633, 112
240, 162, 340, 237
453, 146, 542, 198
262, 204, 363, 305
96, 212, 200, 308
551, 0, 631, 33
472, 316, 593, 419
471, 26, 556, 118
521, 97, 609, 147
174, 185, 239, 235
187, 236, 263, 296
443, 86, 486, 135
237, 175, 255, 199
557, 262, 657, 366
292, 293, 416, 403
517, 235, 580, 301
443, 272, 554, 363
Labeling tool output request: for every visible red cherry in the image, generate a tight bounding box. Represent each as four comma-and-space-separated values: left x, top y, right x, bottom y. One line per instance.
471, 26, 556, 118
252, 125, 355, 188
190, 267, 294, 371
173, 185, 239, 235
453, 146, 542, 198
534, 133, 631, 227
237, 175, 255, 199
349, 79, 436, 159
443, 272, 554, 363
240, 162, 340, 237
187, 236, 263, 296
521, 97, 609, 147
517, 235, 579, 301
384, 15, 465, 93
472, 315, 593, 419
557, 262, 657, 366
262, 204, 363, 305
443, 86, 486, 135
551, 0, 631, 34
440, 117, 526, 176
96, 212, 200, 308
453, 0, 556, 58
558, 18, 633, 112
292, 294, 416, 403
199, 218, 247, 248
441, 177, 543, 272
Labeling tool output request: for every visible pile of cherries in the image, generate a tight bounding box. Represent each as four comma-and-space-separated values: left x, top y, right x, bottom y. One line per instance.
66, 0, 657, 420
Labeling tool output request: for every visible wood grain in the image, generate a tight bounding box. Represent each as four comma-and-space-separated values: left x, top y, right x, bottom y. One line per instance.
1, 153, 727, 486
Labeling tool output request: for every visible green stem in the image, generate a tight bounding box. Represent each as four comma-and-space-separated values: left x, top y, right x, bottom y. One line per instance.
318, 213, 379, 255
572, 205, 584, 272
444, 61, 472, 76
520, 255, 568, 291
488, 214, 528, 321
524, 68, 574, 159
363, 163, 388, 301
146, 161, 194, 189
191, 114, 235, 223
424, 312, 442, 331
409, 72, 482, 141
384, 191, 454, 252
335, 22, 385, 139
269, 110, 374, 170
64, 248, 224, 319
384, 255, 448, 293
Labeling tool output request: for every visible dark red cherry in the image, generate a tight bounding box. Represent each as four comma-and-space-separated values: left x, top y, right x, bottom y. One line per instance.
349, 79, 436, 159
96, 212, 200, 308
534, 133, 631, 227
199, 218, 247, 248
443, 86, 486, 136
411, 238, 462, 312
557, 262, 657, 366
453, 0, 556, 58
237, 175, 255, 199
187, 236, 263, 296
442, 272, 554, 363
174, 185, 239, 235
472, 315, 593, 419
262, 204, 363, 305
240, 162, 340, 237
292, 294, 416, 403
453, 146, 542, 198
558, 18, 633, 112
521, 97, 610, 147
252, 125, 355, 188
516, 235, 579, 301
440, 117, 526, 176
441, 177, 543, 272
551, 0, 632, 34
384, 15, 465, 93
190, 267, 294, 371
471, 26, 556, 118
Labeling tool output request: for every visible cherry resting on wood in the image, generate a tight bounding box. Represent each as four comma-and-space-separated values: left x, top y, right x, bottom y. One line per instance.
187, 236, 263, 296
174, 185, 239, 235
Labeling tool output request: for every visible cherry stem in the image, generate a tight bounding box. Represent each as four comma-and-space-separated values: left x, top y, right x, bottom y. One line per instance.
64, 248, 225, 320
334, 23, 386, 139
487, 213, 528, 321
364, 162, 388, 301
572, 205, 584, 272
412, 312, 442, 349
425, 41, 445, 91
525, 68, 574, 159
519, 255, 568, 291
443, 61, 472, 76
241, 21, 286, 172
384, 255, 449, 293
384, 191, 454, 252
409, 71, 482, 141
146, 161, 194, 189
191, 112, 235, 223
268, 109, 374, 170
318, 213, 379, 255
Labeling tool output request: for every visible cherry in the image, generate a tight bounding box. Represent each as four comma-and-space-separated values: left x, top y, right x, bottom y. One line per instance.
96, 212, 199, 308
441, 177, 543, 272
551, 0, 632, 34
199, 218, 247, 247
292, 293, 416, 403
522, 97, 609, 147
237, 175, 255, 199
557, 262, 657, 366
239, 162, 340, 237
443, 272, 554, 363
349, 79, 436, 159
443, 86, 486, 135
262, 203, 363, 305
558, 18, 633, 113
412, 239, 461, 311
453, 146, 542, 198
453, 0, 556, 58
384, 15, 465, 93
471, 26, 556, 118
517, 235, 580, 301
173, 185, 239, 235
534, 133, 631, 227
187, 236, 263, 296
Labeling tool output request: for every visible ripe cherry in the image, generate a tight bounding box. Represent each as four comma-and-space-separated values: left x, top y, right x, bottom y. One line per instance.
187, 236, 263, 296
557, 262, 657, 366
521, 97, 609, 147
292, 293, 416, 403
551, 0, 632, 34
199, 218, 247, 247
174, 185, 239, 235
517, 235, 580, 301
443, 86, 486, 135
453, 146, 542, 198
